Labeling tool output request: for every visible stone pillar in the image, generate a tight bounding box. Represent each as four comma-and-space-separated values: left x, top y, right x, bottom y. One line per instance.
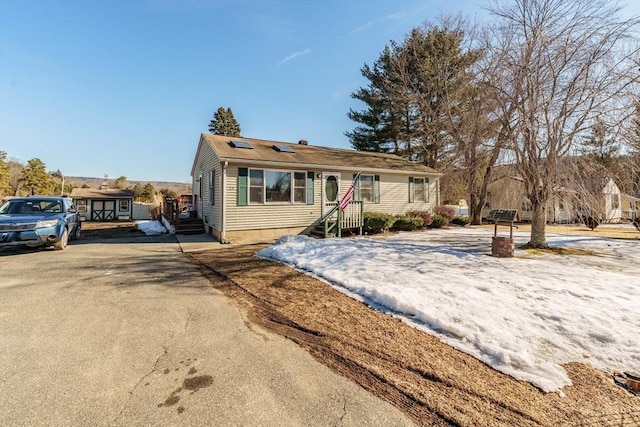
492, 236, 514, 257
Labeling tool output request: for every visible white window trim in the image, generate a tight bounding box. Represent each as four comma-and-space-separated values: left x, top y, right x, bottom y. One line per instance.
248, 168, 307, 205
209, 170, 215, 205
414, 177, 429, 203
358, 174, 375, 202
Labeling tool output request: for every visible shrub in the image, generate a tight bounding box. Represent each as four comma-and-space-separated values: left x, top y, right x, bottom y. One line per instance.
407, 210, 433, 227
585, 216, 599, 230
433, 205, 456, 221
393, 215, 425, 231
450, 215, 471, 226
364, 212, 395, 234
429, 214, 448, 228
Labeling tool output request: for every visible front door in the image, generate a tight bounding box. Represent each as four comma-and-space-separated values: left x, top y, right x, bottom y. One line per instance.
91, 200, 116, 221
322, 172, 340, 215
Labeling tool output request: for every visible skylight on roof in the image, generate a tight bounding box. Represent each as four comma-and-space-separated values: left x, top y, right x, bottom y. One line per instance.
229, 141, 253, 149
273, 145, 295, 153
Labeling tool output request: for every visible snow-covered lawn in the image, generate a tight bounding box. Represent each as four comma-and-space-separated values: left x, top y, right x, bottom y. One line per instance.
258, 227, 640, 394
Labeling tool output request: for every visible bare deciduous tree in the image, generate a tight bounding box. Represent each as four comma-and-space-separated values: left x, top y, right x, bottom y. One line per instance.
487, 0, 639, 248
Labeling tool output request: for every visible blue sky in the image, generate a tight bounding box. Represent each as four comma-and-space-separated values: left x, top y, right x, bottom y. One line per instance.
1, 0, 638, 183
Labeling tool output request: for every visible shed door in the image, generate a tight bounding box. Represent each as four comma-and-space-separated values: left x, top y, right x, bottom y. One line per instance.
91, 200, 116, 221
322, 172, 340, 215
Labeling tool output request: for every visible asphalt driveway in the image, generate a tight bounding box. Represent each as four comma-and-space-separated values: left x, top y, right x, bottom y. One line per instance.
0, 236, 412, 426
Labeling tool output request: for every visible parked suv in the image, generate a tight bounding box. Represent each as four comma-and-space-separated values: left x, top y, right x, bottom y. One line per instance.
0, 196, 81, 250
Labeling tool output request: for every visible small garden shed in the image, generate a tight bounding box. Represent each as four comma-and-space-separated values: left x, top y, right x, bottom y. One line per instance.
70, 188, 135, 221
191, 134, 441, 243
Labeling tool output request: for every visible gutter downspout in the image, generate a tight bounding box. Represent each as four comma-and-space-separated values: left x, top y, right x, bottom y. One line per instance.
221, 161, 228, 243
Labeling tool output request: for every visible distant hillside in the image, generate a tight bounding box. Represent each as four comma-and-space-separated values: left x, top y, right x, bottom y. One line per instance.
66, 176, 192, 195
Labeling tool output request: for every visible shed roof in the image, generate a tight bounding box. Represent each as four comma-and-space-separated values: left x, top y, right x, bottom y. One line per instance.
70, 188, 134, 199
196, 134, 440, 176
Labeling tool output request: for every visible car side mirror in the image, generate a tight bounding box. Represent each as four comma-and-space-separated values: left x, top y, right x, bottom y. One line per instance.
67, 208, 78, 214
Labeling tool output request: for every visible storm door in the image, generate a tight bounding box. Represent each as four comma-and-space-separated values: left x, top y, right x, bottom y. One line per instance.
321, 172, 341, 215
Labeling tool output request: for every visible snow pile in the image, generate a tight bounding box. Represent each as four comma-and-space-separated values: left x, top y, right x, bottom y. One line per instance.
258, 228, 640, 393
135, 220, 167, 235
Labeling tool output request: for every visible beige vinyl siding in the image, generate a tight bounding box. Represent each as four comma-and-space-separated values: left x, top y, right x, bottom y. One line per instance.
192, 142, 222, 233
225, 166, 322, 232
362, 173, 436, 215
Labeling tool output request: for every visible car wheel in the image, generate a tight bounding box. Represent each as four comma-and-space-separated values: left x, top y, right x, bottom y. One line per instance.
72, 225, 81, 241
54, 228, 69, 250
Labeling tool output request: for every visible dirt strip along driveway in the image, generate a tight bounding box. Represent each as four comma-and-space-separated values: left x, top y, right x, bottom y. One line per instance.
188, 244, 640, 427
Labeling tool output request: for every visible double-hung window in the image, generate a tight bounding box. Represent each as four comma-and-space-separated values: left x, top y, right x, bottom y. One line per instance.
249, 170, 264, 204
354, 174, 379, 203
209, 170, 215, 205
359, 175, 374, 202
293, 172, 306, 203
612, 195, 620, 210
409, 177, 429, 203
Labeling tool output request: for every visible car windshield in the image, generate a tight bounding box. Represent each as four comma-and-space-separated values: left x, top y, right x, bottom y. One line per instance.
0, 200, 62, 214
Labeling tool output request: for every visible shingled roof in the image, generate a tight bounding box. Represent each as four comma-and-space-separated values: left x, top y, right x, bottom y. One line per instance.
70, 188, 134, 199
195, 134, 440, 176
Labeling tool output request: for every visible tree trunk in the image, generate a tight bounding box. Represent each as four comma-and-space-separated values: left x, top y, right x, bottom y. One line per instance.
527, 201, 548, 248
469, 193, 484, 225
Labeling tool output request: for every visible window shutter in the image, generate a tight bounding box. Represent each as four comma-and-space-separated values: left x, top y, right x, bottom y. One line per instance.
425, 177, 430, 202
354, 173, 361, 200
408, 177, 414, 203
373, 175, 380, 203
238, 168, 248, 206
306, 171, 314, 205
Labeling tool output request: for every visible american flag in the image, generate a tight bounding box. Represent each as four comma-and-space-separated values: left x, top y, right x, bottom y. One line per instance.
339, 172, 361, 211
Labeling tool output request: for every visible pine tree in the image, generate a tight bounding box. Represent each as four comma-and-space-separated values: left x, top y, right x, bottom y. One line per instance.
208, 107, 241, 137
346, 22, 481, 168
114, 176, 128, 189
140, 183, 156, 203
19, 158, 53, 195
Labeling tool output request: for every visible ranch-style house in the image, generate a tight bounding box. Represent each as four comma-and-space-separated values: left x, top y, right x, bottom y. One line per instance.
191, 134, 441, 243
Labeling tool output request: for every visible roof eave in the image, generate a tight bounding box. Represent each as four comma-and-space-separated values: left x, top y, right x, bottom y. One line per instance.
217, 157, 442, 177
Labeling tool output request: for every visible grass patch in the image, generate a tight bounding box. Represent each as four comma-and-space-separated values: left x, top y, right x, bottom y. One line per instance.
518, 245, 597, 256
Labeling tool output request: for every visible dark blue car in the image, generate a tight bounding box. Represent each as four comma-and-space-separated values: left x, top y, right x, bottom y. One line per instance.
0, 196, 81, 250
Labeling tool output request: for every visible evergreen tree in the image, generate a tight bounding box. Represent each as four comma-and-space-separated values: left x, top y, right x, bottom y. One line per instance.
114, 176, 128, 189
346, 21, 481, 168
140, 183, 156, 203
345, 47, 403, 153
159, 188, 177, 198
132, 182, 144, 200
49, 170, 65, 196
208, 107, 241, 137
19, 158, 53, 195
